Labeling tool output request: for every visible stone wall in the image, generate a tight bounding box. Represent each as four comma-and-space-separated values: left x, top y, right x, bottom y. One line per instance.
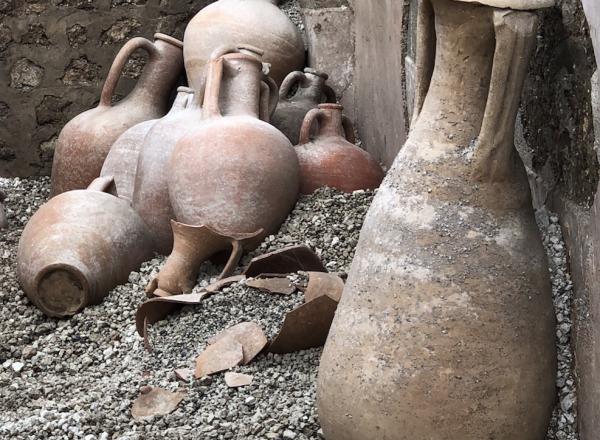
0, 0, 212, 177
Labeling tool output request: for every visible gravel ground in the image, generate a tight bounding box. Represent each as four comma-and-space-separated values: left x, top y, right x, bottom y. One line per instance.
0, 178, 373, 440
0, 178, 580, 440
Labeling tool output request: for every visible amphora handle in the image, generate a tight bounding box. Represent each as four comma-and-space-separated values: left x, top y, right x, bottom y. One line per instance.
299, 108, 356, 145
100, 37, 159, 107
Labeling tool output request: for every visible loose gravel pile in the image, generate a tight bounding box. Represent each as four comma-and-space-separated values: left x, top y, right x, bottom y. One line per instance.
0, 176, 580, 440
0, 178, 373, 440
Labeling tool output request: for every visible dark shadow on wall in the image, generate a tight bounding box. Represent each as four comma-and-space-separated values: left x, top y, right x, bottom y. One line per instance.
521, 0, 598, 206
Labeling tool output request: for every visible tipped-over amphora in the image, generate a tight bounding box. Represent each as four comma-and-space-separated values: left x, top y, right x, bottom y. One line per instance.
18, 178, 154, 317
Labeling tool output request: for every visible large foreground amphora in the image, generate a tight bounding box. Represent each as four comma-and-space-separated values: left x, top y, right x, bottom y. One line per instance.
51, 34, 183, 196
147, 47, 299, 297
317, 1, 556, 439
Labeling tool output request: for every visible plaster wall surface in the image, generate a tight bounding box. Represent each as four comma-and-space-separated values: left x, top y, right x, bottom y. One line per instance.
352, 0, 408, 168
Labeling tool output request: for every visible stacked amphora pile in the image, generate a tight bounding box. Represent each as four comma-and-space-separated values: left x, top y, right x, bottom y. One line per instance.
17, 0, 384, 317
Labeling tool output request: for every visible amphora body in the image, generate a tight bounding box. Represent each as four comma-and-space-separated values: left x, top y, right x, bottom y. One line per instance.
133, 87, 200, 255
18, 178, 154, 317
147, 47, 299, 297
317, 1, 556, 439
51, 34, 184, 196
183, 0, 305, 87
296, 104, 384, 194
271, 68, 336, 145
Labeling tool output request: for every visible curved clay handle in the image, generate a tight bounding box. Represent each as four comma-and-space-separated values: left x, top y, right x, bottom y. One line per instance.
279, 71, 306, 99
322, 85, 337, 104
260, 76, 279, 122
202, 57, 225, 118
342, 115, 356, 144
298, 108, 325, 145
100, 37, 159, 107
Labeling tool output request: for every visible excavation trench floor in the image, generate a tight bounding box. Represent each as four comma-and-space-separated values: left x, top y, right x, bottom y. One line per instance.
0, 177, 577, 440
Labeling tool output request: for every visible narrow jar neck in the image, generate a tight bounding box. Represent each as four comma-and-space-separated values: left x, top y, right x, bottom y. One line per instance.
219, 57, 264, 118
318, 107, 345, 138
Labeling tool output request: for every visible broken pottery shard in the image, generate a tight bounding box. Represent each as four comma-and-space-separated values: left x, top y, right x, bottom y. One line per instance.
207, 322, 268, 365
246, 276, 296, 295
304, 272, 345, 303
269, 295, 339, 354
225, 372, 254, 388
135, 275, 245, 338
131, 386, 185, 420
195, 337, 244, 378
174, 368, 194, 382
244, 245, 327, 277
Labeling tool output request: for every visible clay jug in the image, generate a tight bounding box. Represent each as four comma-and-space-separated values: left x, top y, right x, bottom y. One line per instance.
183, 0, 305, 87
51, 33, 184, 196
317, 1, 556, 439
296, 104, 384, 194
132, 87, 201, 255
148, 47, 299, 297
17, 177, 154, 317
271, 68, 337, 145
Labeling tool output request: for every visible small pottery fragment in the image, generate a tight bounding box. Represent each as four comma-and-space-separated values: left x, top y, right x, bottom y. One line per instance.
271, 68, 336, 145
296, 104, 385, 194
207, 322, 268, 365
195, 338, 244, 378
304, 272, 344, 303
269, 295, 339, 354
225, 372, 253, 388
131, 386, 185, 420
246, 276, 296, 295
51, 34, 184, 196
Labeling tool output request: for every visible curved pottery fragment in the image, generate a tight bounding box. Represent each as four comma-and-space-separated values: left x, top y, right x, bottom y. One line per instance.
317, 1, 557, 439
17, 180, 154, 317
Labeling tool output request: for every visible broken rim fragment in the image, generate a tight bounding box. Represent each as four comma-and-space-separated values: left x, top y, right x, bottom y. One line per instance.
246, 275, 296, 295
244, 245, 327, 278
131, 386, 185, 420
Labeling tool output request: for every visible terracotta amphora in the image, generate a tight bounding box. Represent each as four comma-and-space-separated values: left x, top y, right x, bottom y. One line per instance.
132, 87, 201, 255
17, 177, 154, 318
147, 46, 299, 297
317, 1, 556, 439
51, 33, 184, 196
295, 104, 384, 194
271, 68, 337, 145
183, 0, 305, 87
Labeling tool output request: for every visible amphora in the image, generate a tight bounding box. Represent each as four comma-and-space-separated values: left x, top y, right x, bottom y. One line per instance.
17, 177, 154, 317
296, 103, 384, 194
148, 46, 299, 297
51, 34, 184, 196
317, 1, 557, 439
183, 0, 305, 87
132, 87, 200, 255
271, 68, 336, 145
